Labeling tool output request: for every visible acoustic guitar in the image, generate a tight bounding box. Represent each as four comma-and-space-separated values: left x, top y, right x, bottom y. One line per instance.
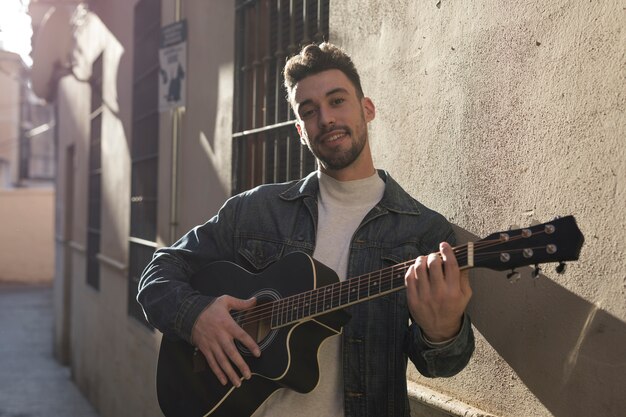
156, 216, 584, 417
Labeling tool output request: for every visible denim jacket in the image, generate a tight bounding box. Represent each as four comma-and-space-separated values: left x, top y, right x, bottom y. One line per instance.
138, 170, 474, 417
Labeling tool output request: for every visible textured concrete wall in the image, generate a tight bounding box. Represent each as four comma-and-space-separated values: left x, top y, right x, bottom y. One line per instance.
332, 1, 624, 416
0, 188, 54, 283
158, 0, 234, 243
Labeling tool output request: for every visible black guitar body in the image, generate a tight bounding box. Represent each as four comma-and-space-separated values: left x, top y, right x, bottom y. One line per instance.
155, 216, 585, 417
156, 252, 350, 417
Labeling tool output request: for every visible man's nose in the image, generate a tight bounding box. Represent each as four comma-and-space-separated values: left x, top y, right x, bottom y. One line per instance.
318, 105, 336, 129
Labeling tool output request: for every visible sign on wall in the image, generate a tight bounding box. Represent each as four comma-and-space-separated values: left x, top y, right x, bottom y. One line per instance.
159, 20, 187, 111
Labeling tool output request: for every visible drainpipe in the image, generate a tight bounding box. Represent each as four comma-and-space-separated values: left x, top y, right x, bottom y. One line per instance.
169, 0, 184, 244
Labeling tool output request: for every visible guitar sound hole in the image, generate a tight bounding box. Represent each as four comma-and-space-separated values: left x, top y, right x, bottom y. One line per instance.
240, 300, 272, 344
235, 290, 280, 355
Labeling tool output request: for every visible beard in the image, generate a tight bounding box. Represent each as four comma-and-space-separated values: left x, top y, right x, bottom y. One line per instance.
306, 113, 368, 171
311, 128, 365, 170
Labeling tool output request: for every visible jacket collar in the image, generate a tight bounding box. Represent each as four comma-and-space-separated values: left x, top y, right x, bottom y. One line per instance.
279, 170, 320, 201
280, 169, 421, 216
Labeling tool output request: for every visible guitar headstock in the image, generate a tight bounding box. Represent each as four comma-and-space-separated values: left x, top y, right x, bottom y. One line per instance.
470, 216, 584, 272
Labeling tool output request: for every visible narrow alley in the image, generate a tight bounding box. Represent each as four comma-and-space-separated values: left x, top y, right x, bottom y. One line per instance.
0, 284, 99, 417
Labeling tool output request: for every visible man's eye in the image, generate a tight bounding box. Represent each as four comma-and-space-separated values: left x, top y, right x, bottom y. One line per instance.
332, 98, 345, 105
301, 109, 316, 118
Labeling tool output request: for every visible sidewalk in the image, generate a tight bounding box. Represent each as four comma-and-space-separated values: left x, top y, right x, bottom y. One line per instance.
0, 283, 99, 417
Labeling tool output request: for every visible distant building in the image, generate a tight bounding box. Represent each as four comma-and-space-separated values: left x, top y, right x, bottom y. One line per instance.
0, 49, 54, 188
0, 14, 55, 284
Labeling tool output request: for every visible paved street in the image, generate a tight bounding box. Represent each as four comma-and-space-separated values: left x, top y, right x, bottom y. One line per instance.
0, 283, 99, 417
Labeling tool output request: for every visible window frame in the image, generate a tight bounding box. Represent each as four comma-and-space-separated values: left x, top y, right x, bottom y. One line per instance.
232, 0, 330, 195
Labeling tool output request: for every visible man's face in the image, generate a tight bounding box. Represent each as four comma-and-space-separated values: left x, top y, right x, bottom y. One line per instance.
292, 69, 375, 174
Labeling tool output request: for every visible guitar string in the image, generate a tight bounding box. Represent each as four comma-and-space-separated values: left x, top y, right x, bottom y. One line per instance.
232, 232, 549, 327
232, 241, 546, 328
231, 234, 548, 327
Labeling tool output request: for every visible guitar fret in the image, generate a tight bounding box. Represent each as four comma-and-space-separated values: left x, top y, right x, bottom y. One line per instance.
310, 288, 317, 316
371, 272, 379, 295
280, 300, 286, 326
358, 277, 363, 301
288, 294, 295, 323
341, 280, 349, 306
324, 286, 332, 311
305, 290, 312, 318
393, 266, 402, 290
292, 294, 298, 322
297, 292, 305, 321
348, 279, 355, 303
283, 297, 290, 325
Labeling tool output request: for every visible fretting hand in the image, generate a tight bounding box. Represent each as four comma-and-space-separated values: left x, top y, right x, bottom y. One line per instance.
404, 242, 472, 342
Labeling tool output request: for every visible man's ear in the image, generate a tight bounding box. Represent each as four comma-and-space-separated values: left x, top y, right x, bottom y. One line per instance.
362, 97, 376, 122
296, 122, 307, 145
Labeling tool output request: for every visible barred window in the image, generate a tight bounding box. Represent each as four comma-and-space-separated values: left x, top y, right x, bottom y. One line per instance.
86, 53, 103, 290
232, 0, 330, 194
128, 0, 161, 323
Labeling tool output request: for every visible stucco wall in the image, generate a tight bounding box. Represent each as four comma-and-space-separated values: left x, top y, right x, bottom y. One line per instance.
158, 0, 234, 244
0, 188, 54, 283
332, 1, 624, 416
51, 2, 163, 416
50, 1, 236, 416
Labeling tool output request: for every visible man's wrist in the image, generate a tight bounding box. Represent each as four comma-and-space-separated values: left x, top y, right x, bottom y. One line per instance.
422, 332, 458, 348
420, 319, 463, 345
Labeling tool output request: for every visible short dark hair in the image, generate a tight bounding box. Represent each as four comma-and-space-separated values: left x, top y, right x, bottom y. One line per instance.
283, 42, 364, 104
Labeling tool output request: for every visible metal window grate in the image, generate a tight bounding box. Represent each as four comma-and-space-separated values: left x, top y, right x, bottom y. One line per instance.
128, 0, 161, 324
232, 0, 329, 195
86, 53, 103, 290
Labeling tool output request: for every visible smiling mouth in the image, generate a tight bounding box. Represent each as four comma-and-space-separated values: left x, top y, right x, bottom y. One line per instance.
322, 130, 348, 143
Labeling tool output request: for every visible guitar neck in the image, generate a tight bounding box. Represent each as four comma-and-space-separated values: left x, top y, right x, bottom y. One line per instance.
270, 243, 475, 328
270, 216, 584, 328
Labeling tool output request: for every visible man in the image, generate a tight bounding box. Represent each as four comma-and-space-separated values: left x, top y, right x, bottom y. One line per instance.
138, 42, 474, 417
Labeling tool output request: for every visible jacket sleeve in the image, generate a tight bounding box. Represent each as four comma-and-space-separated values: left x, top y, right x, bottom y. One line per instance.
136, 195, 240, 343
404, 216, 476, 377
406, 313, 475, 377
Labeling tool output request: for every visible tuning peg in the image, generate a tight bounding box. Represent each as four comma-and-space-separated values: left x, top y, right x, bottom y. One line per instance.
555, 262, 567, 274
532, 264, 541, 279
507, 269, 521, 283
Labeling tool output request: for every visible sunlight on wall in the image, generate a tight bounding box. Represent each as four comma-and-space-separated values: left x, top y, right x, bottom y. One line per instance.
0, 0, 32, 65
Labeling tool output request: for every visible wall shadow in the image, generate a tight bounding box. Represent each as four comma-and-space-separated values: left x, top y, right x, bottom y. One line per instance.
454, 225, 625, 417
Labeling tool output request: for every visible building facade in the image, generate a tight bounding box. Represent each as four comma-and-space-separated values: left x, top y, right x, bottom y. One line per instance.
0, 11, 55, 284
36, 0, 625, 416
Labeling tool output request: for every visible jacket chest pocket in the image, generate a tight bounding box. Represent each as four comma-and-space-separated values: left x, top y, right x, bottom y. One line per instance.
238, 238, 284, 272
381, 243, 421, 266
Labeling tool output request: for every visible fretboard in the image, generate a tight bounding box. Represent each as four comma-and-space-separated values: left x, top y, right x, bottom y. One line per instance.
270, 243, 474, 328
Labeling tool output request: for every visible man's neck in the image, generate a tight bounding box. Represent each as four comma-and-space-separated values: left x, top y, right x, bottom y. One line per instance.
321, 166, 377, 182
